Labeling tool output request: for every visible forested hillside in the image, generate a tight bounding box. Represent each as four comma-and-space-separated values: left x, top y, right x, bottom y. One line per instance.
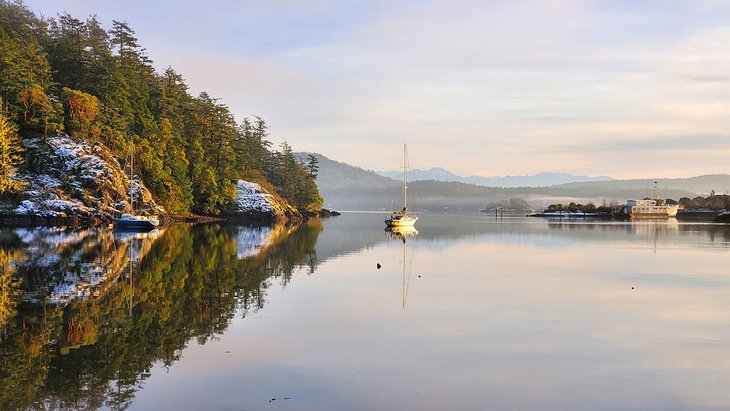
0, 1, 321, 216
294, 152, 397, 189
305, 152, 721, 211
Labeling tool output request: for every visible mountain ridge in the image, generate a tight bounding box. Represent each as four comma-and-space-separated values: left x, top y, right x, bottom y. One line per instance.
376, 167, 614, 187
297, 152, 730, 211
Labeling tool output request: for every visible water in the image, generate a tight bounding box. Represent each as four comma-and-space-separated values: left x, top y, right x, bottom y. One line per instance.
2, 213, 730, 410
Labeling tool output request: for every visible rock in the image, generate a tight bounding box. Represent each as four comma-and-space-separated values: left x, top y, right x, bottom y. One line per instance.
297, 207, 341, 218
227, 180, 301, 223
9, 133, 164, 225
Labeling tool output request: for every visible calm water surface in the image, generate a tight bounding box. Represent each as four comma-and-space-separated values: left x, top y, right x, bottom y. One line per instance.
2, 213, 730, 410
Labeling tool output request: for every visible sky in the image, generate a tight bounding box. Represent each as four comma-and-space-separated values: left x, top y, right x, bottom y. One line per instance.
23, 0, 730, 179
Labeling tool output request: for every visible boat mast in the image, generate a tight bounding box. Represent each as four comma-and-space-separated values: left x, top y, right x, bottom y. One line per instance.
403, 143, 407, 211
130, 138, 134, 212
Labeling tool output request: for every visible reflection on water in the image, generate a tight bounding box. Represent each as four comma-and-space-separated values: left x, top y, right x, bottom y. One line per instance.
385, 226, 418, 308
0, 220, 322, 410
1, 214, 730, 410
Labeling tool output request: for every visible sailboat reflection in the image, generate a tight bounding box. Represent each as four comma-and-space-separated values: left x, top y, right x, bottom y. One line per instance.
113, 228, 162, 242
113, 228, 161, 318
126, 235, 134, 318
385, 226, 418, 308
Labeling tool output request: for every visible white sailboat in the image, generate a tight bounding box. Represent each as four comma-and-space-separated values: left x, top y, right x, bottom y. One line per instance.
113, 139, 159, 230
385, 144, 418, 227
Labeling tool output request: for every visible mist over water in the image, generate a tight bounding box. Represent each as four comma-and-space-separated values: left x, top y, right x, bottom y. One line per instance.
2, 214, 730, 410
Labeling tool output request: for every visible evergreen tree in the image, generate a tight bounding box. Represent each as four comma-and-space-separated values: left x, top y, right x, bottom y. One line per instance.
0, 1, 54, 124
83, 16, 120, 101
0, 3, 323, 215
306, 153, 319, 178
109, 20, 155, 135
46, 13, 88, 91
0, 99, 25, 192
233, 116, 273, 181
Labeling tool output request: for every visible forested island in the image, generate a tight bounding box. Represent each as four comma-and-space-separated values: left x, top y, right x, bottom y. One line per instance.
0, 1, 323, 224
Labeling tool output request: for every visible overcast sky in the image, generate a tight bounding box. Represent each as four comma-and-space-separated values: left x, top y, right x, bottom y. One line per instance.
24, 0, 730, 178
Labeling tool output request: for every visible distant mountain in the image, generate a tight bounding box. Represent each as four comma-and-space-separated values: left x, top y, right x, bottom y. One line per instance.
557, 174, 730, 196
376, 168, 613, 187
464, 172, 614, 187
298, 152, 728, 211
378, 167, 463, 182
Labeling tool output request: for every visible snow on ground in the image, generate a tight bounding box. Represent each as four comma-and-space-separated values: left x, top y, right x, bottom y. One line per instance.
232, 180, 276, 213
15, 133, 152, 218
47, 134, 110, 184
34, 174, 62, 189
15, 198, 96, 217
14, 133, 163, 219
15, 134, 122, 218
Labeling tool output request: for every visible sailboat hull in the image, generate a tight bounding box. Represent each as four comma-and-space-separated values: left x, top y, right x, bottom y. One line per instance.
113, 220, 158, 229
385, 214, 418, 227
113, 214, 159, 230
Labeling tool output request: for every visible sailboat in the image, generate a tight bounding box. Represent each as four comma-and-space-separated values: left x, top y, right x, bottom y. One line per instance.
385, 144, 418, 227
113, 139, 159, 229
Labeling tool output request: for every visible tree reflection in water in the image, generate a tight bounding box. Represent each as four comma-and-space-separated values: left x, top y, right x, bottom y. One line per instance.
0, 219, 322, 410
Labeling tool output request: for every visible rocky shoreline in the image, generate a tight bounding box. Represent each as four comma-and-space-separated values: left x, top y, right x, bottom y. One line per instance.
0, 204, 339, 228
2, 134, 337, 228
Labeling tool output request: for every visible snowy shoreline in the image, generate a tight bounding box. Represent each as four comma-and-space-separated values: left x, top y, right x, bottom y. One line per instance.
4, 134, 334, 226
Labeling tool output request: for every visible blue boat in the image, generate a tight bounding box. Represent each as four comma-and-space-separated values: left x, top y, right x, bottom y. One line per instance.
113, 213, 159, 229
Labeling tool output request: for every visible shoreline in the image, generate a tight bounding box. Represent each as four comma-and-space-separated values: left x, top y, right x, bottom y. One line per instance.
530, 210, 729, 222
0, 208, 340, 228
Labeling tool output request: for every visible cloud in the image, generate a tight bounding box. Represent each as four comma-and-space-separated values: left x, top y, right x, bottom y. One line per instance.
22, 0, 730, 178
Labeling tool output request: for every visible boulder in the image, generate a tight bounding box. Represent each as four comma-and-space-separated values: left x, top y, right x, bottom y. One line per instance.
228, 180, 301, 223
10, 133, 164, 224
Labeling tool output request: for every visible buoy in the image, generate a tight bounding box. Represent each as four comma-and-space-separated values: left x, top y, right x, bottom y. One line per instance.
376, 263, 381, 269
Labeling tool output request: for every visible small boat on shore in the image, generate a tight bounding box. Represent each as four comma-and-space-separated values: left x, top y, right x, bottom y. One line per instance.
113, 213, 159, 229
114, 139, 158, 230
